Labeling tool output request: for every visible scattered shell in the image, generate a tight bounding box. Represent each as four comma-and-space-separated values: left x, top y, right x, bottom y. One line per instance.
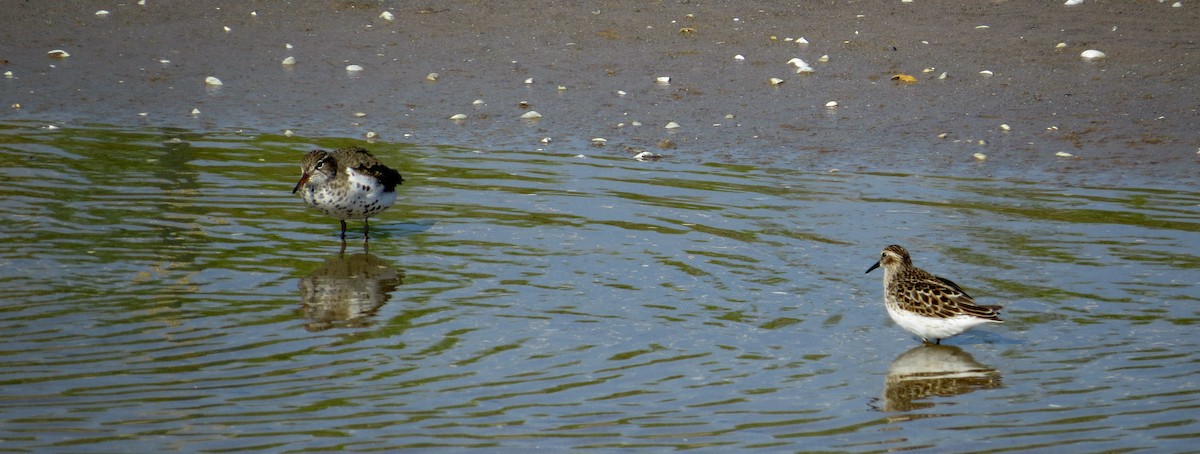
159, 59, 170, 64
724, 114, 735, 119
557, 85, 566, 91
734, 54, 745, 61
1055, 151, 1074, 158
825, 101, 838, 108
818, 54, 830, 62
519, 111, 542, 119
979, 70, 994, 76
281, 56, 296, 65
796, 37, 809, 44
1000, 123, 1011, 131
379, 11, 395, 21
938, 72, 949, 80
353, 112, 367, 118
922, 67, 935, 73
973, 152, 988, 160
95, 10, 110, 16
47, 49, 70, 58
616, 90, 627, 96
365, 131, 378, 139
975, 25, 990, 29
223, 26, 231, 33
937, 133, 949, 139
426, 72, 438, 81
891, 74, 918, 83
656, 76, 671, 84
631, 121, 642, 126
286, 43, 294, 49
769, 77, 785, 86
518, 101, 531, 108
1080, 49, 1106, 60
591, 138, 607, 146
524, 77, 533, 84
978, 140, 987, 145
191, 108, 201, 115
1056, 42, 1067, 49
665, 121, 680, 129
204, 76, 223, 86
472, 99, 485, 105
1064, 0, 1083, 5
284, 130, 294, 137
3, 71, 12, 78
46, 125, 59, 130
449, 113, 467, 120
1172, 1, 1182, 7
540, 137, 552, 144
346, 64, 364, 72
678, 27, 696, 34
634, 151, 662, 161
789, 57, 815, 73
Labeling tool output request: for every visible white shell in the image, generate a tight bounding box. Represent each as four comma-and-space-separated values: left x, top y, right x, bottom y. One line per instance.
664, 121, 680, 129
1080, 49, 1106, 60
825, 101, 838, 108
634, 151, 662, 161
656, 76, 671, 84
818, 55, 829, 62
616, 90, 627, 96
1064, 0, 1083, 5
769, 77, 784, 85
3, 71, 12, 78
472, 99, 485, 105
191, 108, 200, 115
1056, 151, 1074, 157
1056, 42, 1067, 49
284, 130, 294, 137
524, 78, 533, 84
449, 113, 467, 120
379, 11, 395, 21
346, 64, 364, 72
973, 153, 988, 160
47, 49, 70, 58
520, 111, 542, 119
95, 10, 110, 16
281, 56, 296, 65
591, 138, 607, 145
540, 137, 551, 144
223, 26, 231, 33
979, 70, 994, 76
426, 72, 438, 81
204, 76, 223, 86
365, 131, 378, 139
796, 37, 809, 44
1000, 124, 1011, 131
734, 54, 745, 61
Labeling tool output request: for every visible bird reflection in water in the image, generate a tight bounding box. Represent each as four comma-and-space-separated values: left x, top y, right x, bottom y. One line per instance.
874, 345, 1002, 413
298, 250, 402, 332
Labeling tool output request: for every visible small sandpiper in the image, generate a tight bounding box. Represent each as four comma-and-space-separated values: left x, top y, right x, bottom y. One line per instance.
865, 245, 1003, 344
292, 146, 403, 240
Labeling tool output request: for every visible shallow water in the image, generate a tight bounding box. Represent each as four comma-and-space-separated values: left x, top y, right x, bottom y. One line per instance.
1, 122, 1197, 451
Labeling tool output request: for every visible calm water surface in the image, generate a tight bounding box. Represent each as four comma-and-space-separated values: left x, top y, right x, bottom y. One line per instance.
1, 122, 1197, 451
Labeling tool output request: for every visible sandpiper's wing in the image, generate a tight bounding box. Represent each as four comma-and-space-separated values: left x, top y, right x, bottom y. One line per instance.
908, 278, 1003, 321
337, 147, 403, 191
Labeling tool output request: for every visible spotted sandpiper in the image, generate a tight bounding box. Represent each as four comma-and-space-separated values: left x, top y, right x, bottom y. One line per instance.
292, 146, 403, 240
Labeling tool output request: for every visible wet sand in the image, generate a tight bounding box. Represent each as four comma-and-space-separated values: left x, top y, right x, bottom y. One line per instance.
2, 1, 1197, 185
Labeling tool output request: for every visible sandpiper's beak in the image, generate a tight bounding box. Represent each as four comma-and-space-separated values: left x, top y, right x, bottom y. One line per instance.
865, 261, 881, 274
292, 173, 310, 194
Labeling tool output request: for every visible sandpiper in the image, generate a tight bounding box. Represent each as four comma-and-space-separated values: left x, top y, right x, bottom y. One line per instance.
292, 146, 403, 240
865, 245, 1003, 344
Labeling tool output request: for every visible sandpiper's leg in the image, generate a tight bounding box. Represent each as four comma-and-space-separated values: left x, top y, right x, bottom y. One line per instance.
364, 219, 371, 241
340, 220, 348, 239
